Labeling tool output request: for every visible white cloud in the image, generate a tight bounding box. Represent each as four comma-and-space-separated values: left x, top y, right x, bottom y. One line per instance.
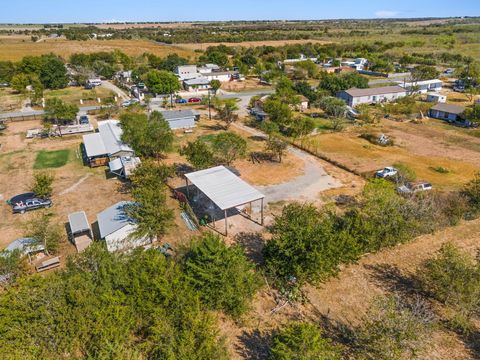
375, 10, 399, 18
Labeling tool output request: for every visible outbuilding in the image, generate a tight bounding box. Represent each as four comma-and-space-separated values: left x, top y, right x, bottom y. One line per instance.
429, 103, 465, 122
97, 201, 151, 252
83, 120, 135, 167
398, 79, 443, 94
3, 238, 45, 262
68, 211, 93, 252
426, 93, 447, 103
184, 166, 265, 235
336, 86, 407, 107
160, 109, 198, 130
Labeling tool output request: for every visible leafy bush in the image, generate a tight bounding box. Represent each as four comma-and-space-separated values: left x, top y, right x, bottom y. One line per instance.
354, 296, 434, 360
0, 245, 229, 359
393, 162, 417, 183
31, 171, 54, 198
418, 243, 480, 329
182, 233, 259, 316
463, 172, 480, 211
269, 322, 342, 360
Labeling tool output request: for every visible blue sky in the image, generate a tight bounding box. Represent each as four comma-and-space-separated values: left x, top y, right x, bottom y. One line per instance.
1, 0, 479, 23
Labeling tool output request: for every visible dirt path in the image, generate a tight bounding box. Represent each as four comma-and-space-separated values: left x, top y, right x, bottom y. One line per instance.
58, 173, 93, 196
233, 122, 342, 203
101, 81, 129, 100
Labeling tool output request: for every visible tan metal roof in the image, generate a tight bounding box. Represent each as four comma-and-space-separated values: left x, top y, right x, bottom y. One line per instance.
344, 86, 406, 97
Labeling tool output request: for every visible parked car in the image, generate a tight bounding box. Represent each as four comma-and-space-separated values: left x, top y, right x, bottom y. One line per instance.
346, 106, 360, 119
79, 115, 89, 124
8, 193, 52, 214
121, 99, 139, 107
308, 112, 322, 118
375, 167, 398, 179
397, 181, 432, 195
176, 98, 187, 104
188, 97, 202, 103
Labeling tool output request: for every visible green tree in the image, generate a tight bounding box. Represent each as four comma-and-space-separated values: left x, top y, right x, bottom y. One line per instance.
269, 322, 342, 360
144, 69, 181, 95
263, 203, 346, 287
289, 117, 315, 138
410, 65, 440, 82
0, 249, 28, 285
182, 233, 259, 316
217, 99, 239, 129
318, 96, 347, 118
212, 132, 247, 165
32, 171, 54, 198
10, 73, 30, 94
44, 98, 79, 123
120, 111, 174, 158
265, 136, 288, 163
263, 99, 293, 127
464, 172, 480, 211
24, 211, 63, 254
210, 79, 221, 94
39, 55, 68, 89
126, 161, 175, 242
0, 61, 16, 83
180, 138, 215, 170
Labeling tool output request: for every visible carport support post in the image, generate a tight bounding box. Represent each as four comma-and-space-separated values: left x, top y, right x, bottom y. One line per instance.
185, 178, 190, 198
224, 209, 228, 236
261, 198, 264, 225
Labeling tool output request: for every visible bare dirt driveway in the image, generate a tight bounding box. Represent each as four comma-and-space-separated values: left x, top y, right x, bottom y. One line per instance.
100, 81, 129, 100
232, 122, 343, 204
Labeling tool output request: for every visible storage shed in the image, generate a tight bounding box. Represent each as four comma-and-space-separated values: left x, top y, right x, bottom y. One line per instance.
97, 201, 151, 252
68, 211, 93, 252
429, 103, 465, 122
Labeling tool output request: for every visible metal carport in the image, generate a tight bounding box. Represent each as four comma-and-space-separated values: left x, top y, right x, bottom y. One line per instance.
185, 166, 265, 235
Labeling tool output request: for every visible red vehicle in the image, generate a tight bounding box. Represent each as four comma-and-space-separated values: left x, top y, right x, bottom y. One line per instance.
188, 97, 202, 103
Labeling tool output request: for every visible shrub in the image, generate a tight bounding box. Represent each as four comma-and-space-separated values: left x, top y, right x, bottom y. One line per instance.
182, 233, 259, 316
32, 171, 54, 198
269, 322, 342, 360
393, 162, 417, 183
463, 172, 480, 211
354, 296, 434, 359
418, 243, 480, 324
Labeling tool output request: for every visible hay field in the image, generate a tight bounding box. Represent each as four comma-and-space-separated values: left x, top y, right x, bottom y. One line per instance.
0, 38, 196, 61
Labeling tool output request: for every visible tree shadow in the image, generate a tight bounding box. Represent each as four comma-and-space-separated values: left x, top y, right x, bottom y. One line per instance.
235, 329, 271, 360
202, 123, 224, 131
249, 135, 267, 142
364, 263, 419, 300
234, 232, 265, 266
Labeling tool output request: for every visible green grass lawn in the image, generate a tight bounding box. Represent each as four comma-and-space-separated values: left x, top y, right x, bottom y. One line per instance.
34, 150, 71, 169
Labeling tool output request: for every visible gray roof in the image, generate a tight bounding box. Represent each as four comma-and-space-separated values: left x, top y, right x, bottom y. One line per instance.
4, 238, 45, 255
98, 120, 134, 156
160, 109, 197, 121
185, 166, 264, 210
68, 211, 91, 235
343, 86, 406, 97
83, 133, 107, 158
184, 77, 210, 86
430, 103, 465, 114
97, 201, 135, 239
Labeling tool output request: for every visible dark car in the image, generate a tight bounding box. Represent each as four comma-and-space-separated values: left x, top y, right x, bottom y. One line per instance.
79, 115, 89, 124
188, 97, 202, 103
8, 193, 52, 214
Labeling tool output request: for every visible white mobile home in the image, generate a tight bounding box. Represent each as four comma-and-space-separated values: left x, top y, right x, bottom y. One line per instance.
398, 79, 442, 94
97, 201, 151, 253
183, 77, 211, 92
337, 86, 407, 107
426, 93, 447, 103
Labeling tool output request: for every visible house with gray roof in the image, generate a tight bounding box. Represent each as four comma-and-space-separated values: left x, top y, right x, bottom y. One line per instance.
82, 120, 135, 167
160, 109, 199, 130
97, 201, 151, 252
337, 86, 407, 107
429, 103, 466, 122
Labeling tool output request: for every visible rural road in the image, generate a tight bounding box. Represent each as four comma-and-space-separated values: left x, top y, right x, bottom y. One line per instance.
218, 89, 274, 116
101, 81, 130, 100
0, 105, 105, 121
232, 122, 342, 204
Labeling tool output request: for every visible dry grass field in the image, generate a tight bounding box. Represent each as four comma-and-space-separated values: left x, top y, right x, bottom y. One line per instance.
296, 118, 480, 190
0, 37, 196, 61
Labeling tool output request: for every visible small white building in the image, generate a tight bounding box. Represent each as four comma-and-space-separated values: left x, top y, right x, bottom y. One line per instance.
198, 64, 221, 74
108, 156, 142, 179
337, 86, 407, 107
183, 77, 211, 92
203, 71, 235, 82
283, 54, 318, 64
398, 79, 443, 95
97, 201, 151, 253
426, 93, 447, 103
175, 65, 200, 80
